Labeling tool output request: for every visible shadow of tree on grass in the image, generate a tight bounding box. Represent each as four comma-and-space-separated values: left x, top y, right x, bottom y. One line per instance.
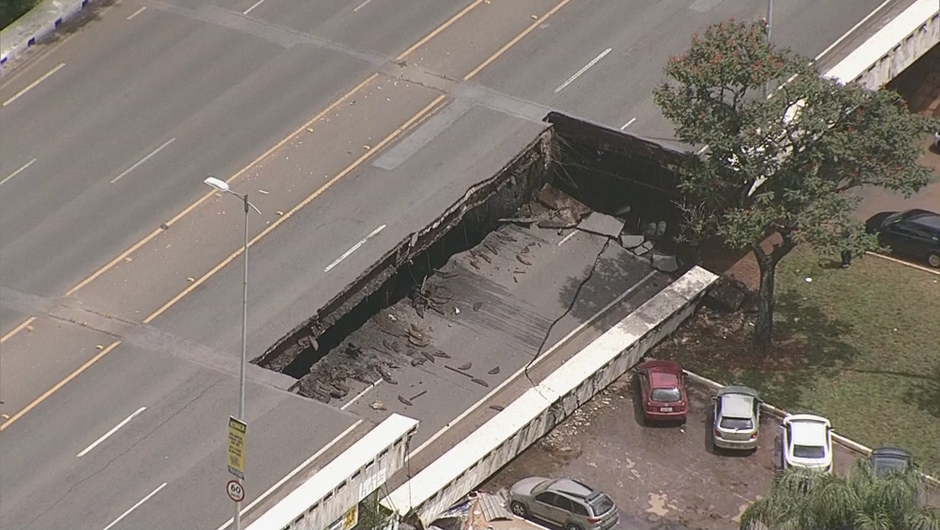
652, 288, 860, 409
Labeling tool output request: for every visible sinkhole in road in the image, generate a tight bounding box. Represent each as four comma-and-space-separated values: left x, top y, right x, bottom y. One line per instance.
254, 130, 554, 401
253, 114, 687, 404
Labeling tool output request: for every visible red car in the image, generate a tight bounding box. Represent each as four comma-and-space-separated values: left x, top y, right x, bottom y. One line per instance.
637, 359, 688, 423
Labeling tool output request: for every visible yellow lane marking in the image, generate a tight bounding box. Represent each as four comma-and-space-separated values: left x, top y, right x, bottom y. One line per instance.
65, 73, 379, 297
0, 0, 576, 429
0, 317, 36, 344
395, 0, 488, 61
463, 0, 574, 81
0, 341, 121, 432
143, 94, 448, 324
2, 63, 66, 107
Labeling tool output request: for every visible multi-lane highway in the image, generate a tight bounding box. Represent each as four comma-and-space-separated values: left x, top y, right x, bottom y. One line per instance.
0, 0, 890, 528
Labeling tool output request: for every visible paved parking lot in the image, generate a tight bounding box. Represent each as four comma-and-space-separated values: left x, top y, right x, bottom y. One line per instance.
481, 375, 858, 530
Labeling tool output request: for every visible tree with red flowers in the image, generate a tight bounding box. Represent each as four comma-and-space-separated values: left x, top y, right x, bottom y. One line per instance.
654, 19, 937, 353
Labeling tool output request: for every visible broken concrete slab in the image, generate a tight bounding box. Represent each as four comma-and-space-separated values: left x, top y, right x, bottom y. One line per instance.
620, 234, 645, 249
537, 208, 579, 229
651, 254, 679, 273
536, 183, 591, 219
632, 240, 654, 256
577, 212, 625, 239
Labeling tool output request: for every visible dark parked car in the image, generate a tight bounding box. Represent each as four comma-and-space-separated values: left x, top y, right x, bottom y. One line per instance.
866, 209, 940, 268
868, 446, 914, 477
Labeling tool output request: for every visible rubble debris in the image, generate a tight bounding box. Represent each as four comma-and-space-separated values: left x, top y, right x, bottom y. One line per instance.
437, 269, 459, 279
483, 242, 498, 255
370, 401, 386, 411
536, 183, 591, 219
633, 240, 654, 256
458, 362, 472, 371
706, 277, 747, 312
490, 405, 504, 412
536, 208, 579, 229
471, 378, 489, 387
398, 395, 413, 407
516, 255, 532, 266
620, 234, 645, 249
495, 233, 517, 243
421, 350, 436, 363
445, 364, 473, 378
577, 212, 626, 239
472, 301, 483, 312
488, 366, 500, 375
378, 366, 398, 384
651, 254, 679, 273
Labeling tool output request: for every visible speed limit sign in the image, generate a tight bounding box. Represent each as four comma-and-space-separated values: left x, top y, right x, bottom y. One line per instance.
227, 479, 245, 503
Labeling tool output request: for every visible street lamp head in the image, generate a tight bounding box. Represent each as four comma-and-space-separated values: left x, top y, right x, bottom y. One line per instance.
204, 176, 231, 193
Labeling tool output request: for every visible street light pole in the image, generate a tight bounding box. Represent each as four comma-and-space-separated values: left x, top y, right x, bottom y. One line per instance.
204, 176, 260, 530
766, 0, 773, 44
763, 0, 774, 99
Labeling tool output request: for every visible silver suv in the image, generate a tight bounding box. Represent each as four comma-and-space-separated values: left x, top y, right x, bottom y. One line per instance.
508, 477, 618, 530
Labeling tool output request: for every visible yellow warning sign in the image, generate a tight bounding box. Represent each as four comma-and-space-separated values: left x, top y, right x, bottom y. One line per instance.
227, 416, 247, 479
343, 505, 358, 530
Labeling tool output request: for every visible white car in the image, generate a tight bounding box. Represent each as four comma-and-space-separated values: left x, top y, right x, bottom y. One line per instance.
781, 414, 833, 473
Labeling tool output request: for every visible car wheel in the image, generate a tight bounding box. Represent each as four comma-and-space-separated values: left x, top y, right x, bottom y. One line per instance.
510, 501, 528, 518
928, 253, 940, 268
566, 524, 583, 530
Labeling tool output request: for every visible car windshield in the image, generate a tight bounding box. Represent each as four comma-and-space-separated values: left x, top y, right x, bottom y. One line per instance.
589, 494, 614, 516
884, 211, 904, 226
793, 444, 826, 459
651, 388, 681, 402
719, 417, 753, 430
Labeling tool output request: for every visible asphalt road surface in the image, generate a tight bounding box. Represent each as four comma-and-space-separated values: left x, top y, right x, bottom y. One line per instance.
0, 0, 895, 528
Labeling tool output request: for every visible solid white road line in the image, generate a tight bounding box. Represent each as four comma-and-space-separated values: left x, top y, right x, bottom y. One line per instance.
0, 158, 36, 187
554, 48, 611, 94
78, 407, 147, 458
126, 6, 147, 20
557, 231, 577, 246
2, 63, 65, 107
102, 482, 167, 530
353, 0, 374, 11
324, 224, 387, 273
243, 0, 266, 15
341, 379, 383, 410
214, 419, 364, 530
620, 117, 637, 130
408, 269, 660, 458
110, 138, 176, 184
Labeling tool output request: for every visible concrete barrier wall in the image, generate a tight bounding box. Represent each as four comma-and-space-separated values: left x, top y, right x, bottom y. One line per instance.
247, 414, 419, 530
825, 0, 940, 87
1, 0, 96, 66
381, 266, 719, 528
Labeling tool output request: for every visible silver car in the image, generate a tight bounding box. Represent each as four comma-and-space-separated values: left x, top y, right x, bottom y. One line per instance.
712, 386, 761, 451
509, 477, 618, 530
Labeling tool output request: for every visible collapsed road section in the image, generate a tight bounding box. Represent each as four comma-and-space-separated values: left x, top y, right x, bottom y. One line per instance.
255, 113, 691, 406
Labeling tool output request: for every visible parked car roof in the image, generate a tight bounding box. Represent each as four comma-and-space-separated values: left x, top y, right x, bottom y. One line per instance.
717, 385, 759, 400
869, 447, 913, 475
786, 415, 829, 446
650, 371, 680, 388
719, 392, 754, 419
548, 478, 594, 498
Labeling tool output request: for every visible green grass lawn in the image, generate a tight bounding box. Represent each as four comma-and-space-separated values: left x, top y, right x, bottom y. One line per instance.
665, 248, 940, 474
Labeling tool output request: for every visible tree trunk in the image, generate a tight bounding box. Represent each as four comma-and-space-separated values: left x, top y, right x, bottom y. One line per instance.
751, 233, 796, 354
752, 253, 777, 354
